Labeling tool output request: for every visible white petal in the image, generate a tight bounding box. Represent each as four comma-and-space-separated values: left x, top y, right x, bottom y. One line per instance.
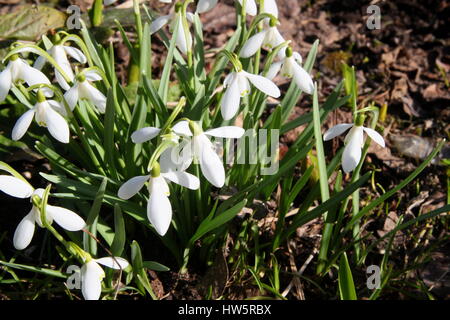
18, 61, 51, 87
80, 82, 106, 113
84, 70, 103, 82
239, 0, 257, 15
237, 73, 251, 96
196, 135, 225, 188
172, 120, 193, 136
0, 175, 34, 198
13, 209, 36, 250
150, 14, 172, 34
147, 179, 172, 236
55, 69, 71, 91
95, 257, 129, 270
12, 109, 35, 141
243, 71, 280, 97
205, 126, 245, 138
64, 84, 79, 110
291, 61, 314, 94
33, 55, 47, 70
81, 261, 104, 300
344, 126, 364, 147
162, 171, 200, 190
53, 46, 74, 81
263, 27, 284, 50
118, 175, 150, 200
342, 126, 364, 173
363, 127, 385, 147
196, 0, 218, 13
63, 46, 87, 64
45, 106, 70, 143
46, 205, 86, 231
240, 30, 266, 58
186, 12, 195, 23
342, 138, 362, 173
176, 141, 194, 172
0, 65, 12, 102
160, 147, 178, 173
220, 77, 241, 120
223, 72, 235, 88
266, 61, 283, 80
263, 0, 279, 17
47, 100, 67, 117
175, 16, 191, 55
131, 127, 161, 143
323, 123, 353, 141
293, 52, 303, 64
104, 0, 118, 5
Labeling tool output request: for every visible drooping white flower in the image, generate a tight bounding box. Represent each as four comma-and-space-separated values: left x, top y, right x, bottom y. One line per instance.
323, 121, 385, 173
240, 20, 285, 58
237, 0, 257, 16
34, 43, 87, 90
196, 0, 218, 13
266, 47, 314, 95
0, 179, 86, 250
64, 70, 106, 113
175, 121, 246, 188
12, 90, 70, 143
81, 257, 129, 300
118, 161, 199, 236
0, 54, 52, 102
150, 5, 194, 55
221, 70, 280, 120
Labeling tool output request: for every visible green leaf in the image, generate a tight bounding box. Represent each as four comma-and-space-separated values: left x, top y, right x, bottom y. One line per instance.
142, 261, 170, 272
131, 240, 157, 299
0, 260, 66, 279
110, 204, 126, 256
189, 199, 247, 245
0, 5, 66, 40
338, 252, 357, 300
83, 178, 108, 256
158, 18, 179, 104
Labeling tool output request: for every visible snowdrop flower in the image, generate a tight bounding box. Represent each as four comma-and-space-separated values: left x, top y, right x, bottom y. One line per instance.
118, 161, 199, 236
0, 178, 86, 250
196, 0, 218, 13
266, 47, 314, 95
81, 256, 129, 300
104, 0, 119, 5
221, 69, 280, 120
175, 121, 245, 188
12, 90, 70, 143
64, 70, 106, 113
240, 19, 285, 58
323, 116, 385, 173
0, 54, 51, 102
150, 3, 194, 55
34, 41, 87, 90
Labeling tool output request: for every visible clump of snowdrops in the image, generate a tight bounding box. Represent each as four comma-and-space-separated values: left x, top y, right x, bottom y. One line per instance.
0, 0, 447, 300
